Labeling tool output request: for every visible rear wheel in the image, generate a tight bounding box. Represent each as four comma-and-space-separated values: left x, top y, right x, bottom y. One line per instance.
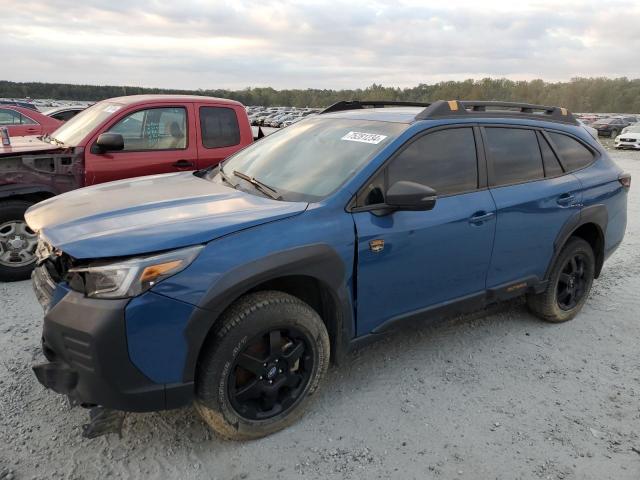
195, 291, 330, 440
0, 200, 38, 282
610, 129, 618, 139
527, 237, 595, 322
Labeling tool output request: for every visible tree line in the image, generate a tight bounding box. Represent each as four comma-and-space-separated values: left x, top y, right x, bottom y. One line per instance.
1, 77, 639, 113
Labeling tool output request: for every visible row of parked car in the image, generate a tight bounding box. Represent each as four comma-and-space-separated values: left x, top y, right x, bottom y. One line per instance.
0, 100, 88, 136
4, 97, 640, 150
576, 113, 640, 149
246, 106, 321, 128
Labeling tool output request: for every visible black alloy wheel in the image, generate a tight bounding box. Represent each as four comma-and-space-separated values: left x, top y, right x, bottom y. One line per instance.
228, 327, 313, 420
556, 253, 589, 310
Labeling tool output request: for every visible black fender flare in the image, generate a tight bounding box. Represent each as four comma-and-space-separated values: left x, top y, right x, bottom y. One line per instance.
181, 244, 354, 382
0, 183, 57, 201
545, 204, 607, 280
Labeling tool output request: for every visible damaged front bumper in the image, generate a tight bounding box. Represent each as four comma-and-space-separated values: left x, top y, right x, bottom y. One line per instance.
31, 266, 193, 414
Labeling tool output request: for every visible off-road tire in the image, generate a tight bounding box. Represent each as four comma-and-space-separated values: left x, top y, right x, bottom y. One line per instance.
195, 290, 330, 440
527, 237, 595, 323
0, 200, 37, 282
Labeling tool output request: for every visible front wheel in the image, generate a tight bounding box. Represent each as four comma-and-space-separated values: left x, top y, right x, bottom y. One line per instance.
610, 129, 618, 139
527, 237, 595, 322
0, 200, 38, 282
195, 291, 330, 440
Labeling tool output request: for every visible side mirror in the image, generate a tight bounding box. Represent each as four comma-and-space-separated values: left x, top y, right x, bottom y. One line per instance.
93, 133, 124, 153
385, 181, 437, 211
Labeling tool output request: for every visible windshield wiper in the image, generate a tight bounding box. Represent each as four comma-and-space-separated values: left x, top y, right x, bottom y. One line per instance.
233, 170, 282, 200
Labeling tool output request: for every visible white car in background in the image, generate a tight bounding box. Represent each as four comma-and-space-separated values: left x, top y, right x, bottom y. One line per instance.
577, 119, 598, 140
615, 124, 640, 150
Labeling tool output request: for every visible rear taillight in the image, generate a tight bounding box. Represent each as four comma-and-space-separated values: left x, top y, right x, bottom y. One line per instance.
619, 173, 631, 189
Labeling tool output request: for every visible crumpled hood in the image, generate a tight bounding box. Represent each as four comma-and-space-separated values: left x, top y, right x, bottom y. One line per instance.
0, 135, 63, 157
25, 172, 307, 259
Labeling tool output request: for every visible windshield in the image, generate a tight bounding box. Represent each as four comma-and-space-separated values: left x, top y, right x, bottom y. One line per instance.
211, 117, 406, 202
49, 101, 123, 145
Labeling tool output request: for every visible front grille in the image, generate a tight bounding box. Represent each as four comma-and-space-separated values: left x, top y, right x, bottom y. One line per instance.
620, 138, 638, 143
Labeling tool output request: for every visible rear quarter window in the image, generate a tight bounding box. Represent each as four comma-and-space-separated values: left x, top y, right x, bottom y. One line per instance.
547, 132, 595, 172
200, 107, 241, 149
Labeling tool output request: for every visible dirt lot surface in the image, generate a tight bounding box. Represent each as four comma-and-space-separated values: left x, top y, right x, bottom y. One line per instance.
1, 141, 639, 480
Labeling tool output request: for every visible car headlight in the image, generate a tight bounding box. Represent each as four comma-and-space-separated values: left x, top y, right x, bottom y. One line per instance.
67, 245, 204, 299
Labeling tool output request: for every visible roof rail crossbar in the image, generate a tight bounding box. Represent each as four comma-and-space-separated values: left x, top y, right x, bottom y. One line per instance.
321, 100, 431, 114
415, 100, 578, 125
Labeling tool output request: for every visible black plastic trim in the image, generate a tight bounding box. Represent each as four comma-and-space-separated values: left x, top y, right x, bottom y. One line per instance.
35, 289, 191, 412
545, 204, 608, 280
415, 100, 579, 125
321, 100, 431, 114
371, 291, 486, 334
182, 244, 354, 381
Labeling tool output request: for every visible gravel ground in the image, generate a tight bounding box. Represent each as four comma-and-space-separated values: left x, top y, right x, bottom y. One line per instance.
1, 141, 639, 480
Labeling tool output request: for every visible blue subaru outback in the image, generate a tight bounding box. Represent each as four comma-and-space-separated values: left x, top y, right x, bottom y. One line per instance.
28, 100, 629, 439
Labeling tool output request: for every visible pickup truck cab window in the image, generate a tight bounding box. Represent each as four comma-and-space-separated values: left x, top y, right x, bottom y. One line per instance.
107, 107, 187, 151
200, 106, 240, 149
216, 117, 405, 202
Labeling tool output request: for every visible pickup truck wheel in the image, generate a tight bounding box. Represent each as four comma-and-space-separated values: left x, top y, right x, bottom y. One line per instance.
195, 290, 330, 440
0, 200, 38, 282
527, 237, 595, 323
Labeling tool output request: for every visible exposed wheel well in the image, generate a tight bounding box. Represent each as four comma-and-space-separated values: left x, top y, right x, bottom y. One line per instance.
245, 275, 342, 362
570, 222, 605, 278
1, 191, 55, 205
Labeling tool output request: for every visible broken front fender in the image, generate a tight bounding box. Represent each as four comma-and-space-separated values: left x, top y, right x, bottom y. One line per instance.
0, 146, 84, 199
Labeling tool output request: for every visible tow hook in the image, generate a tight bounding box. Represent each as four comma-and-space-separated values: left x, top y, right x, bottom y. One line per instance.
82, 406, 126, 439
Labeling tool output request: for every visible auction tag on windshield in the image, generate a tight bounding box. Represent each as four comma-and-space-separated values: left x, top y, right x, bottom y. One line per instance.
103, 105, 122, 113
341, 131, 387, 144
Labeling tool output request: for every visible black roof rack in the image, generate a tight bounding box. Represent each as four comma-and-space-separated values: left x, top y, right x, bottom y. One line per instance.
415, 100, 578, 125
321, 99, 578, 125
321, 100, 431, 114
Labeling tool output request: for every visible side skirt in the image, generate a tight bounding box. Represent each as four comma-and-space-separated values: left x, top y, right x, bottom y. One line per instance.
348, 276, 543, 350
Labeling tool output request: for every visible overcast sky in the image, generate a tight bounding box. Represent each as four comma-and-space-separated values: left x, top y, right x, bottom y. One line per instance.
3, 0, 639, 90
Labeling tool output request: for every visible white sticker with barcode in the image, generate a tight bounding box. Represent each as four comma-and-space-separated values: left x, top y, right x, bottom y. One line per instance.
341, 131, 387, 144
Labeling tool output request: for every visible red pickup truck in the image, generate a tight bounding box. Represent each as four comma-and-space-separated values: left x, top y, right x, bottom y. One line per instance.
0, 94, 255, 281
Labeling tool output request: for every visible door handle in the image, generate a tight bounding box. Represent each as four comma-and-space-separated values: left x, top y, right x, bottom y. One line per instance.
469, 211, 495, 225
557, 193, 575, 206
172, 159, 194, 168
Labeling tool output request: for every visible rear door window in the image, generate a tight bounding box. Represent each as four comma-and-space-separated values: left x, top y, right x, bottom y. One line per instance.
547, 132, 595, 172
485, 127, 544, 186
200, 107, 240, 149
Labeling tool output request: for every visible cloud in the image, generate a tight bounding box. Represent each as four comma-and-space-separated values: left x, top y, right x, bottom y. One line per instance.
1, 0, 639, 90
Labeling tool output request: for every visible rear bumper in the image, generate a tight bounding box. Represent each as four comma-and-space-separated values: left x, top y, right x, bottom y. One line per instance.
32, 279, 193, 412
